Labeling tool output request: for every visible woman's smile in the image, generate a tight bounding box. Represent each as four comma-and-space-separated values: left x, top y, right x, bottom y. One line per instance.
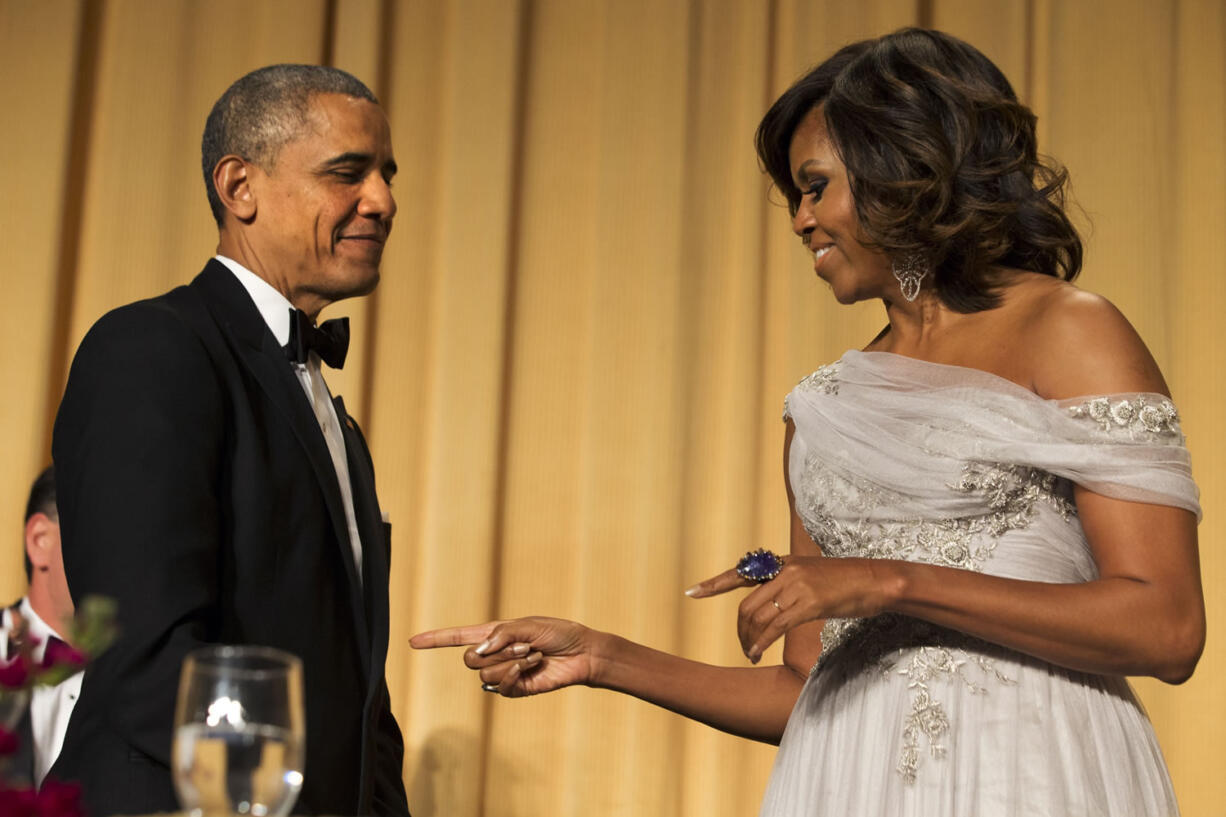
811, 243, 833, 274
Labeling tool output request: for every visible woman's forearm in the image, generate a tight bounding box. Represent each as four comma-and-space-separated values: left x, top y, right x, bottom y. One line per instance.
886, 562, 1204, 683
589, 631, 806, 744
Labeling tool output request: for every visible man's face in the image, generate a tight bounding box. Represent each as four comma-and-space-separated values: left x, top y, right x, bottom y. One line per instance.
247, 93, 397, 316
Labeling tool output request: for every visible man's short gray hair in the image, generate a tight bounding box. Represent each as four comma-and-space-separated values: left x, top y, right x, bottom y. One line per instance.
201, 64, 378, 225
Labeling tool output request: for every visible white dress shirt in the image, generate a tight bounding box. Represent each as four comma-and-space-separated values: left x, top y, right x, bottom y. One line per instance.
214, 254, 364, 584
0, 599, 84, 786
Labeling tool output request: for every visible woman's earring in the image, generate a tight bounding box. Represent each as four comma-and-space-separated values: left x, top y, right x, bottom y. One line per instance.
891, 253, 928, 302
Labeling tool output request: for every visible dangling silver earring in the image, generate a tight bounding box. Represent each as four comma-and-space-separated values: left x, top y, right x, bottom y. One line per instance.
891, 253, 928, 302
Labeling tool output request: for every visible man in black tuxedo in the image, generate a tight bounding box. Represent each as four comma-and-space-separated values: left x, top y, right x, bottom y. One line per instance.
1, 465, 82, 788
51, 65, 410, 816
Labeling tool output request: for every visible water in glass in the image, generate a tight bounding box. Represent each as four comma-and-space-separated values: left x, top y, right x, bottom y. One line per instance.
172, 646, 305, 817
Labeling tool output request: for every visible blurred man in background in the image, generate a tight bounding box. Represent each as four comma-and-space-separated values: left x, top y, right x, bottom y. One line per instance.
0, 465, 82, 787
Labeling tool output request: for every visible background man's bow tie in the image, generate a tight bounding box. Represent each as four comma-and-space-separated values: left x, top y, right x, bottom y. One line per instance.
284, 308, 349, 369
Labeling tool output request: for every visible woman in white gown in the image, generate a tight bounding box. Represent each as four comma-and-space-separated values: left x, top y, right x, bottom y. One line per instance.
412, 28, 1203, 816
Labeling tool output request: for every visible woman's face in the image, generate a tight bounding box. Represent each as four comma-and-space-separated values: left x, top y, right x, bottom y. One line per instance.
787, 106, 894, 304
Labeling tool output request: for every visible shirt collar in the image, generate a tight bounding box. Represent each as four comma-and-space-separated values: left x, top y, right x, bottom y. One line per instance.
214, 255, 294, 346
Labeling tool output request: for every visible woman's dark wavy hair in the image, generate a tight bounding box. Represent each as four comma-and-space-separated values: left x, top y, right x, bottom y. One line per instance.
755, 28, 1081, 312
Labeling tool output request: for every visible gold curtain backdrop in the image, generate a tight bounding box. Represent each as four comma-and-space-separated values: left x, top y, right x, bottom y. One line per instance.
1, 0, 1223, 814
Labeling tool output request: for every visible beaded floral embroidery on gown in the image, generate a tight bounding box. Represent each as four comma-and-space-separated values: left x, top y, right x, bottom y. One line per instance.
759, 351, 1199, 817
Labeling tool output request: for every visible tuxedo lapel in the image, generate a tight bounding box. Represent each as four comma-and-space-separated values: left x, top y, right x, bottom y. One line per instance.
189, 263, 370, 649
335, 396, 386, 677
11, 706, 35, 787
4, 599, 34, 786
333, 397, 390, 814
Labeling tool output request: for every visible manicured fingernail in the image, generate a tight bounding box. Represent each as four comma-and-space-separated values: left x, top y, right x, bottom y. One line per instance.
684, 584, 701, 597
481, 682, 499, 693
475, 639, 492, 655
525, 651, 543, 665
510, 643, 530, 657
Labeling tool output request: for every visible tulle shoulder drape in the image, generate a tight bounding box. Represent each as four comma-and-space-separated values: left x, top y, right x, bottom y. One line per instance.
783, 350, 1200, 522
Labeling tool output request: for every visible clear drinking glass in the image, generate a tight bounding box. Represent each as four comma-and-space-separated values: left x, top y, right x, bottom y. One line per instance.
172, 645, 305, 817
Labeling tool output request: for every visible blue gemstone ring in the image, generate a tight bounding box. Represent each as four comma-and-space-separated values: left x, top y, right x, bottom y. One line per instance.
735, 549, 785, 583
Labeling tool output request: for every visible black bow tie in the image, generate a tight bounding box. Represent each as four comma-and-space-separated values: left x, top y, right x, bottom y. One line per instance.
284, 309, 349, 369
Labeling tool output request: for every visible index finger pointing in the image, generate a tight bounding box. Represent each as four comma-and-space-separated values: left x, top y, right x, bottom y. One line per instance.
410, 621, 504, 649
684, 569, 753, 599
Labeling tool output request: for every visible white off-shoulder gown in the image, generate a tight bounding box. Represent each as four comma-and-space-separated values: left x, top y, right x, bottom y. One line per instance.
761, 351, 1199, 817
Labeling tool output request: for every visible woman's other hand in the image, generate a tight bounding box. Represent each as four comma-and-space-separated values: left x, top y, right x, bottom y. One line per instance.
410, 617, 597, 696
686, 556, 901, 664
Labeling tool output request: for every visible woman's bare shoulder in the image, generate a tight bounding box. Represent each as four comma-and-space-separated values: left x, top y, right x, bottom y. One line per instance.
1016, 279, 1169, 400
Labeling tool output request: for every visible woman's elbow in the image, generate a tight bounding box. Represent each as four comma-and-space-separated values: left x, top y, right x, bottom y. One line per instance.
1153, 608, 1206, 685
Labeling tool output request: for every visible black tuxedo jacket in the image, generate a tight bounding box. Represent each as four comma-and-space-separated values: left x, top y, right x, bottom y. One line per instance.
51, 260, 409, 816
3, 599, 36, 787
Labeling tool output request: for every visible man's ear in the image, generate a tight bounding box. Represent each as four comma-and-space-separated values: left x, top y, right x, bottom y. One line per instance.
24, 513, 57, 573
213, 155, 257, 222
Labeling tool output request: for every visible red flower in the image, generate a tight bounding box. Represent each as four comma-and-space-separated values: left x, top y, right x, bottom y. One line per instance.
0, 657, 30, 690
39, 641, 85, 672
0, 787, 36, 817
0, 780, 83, 817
